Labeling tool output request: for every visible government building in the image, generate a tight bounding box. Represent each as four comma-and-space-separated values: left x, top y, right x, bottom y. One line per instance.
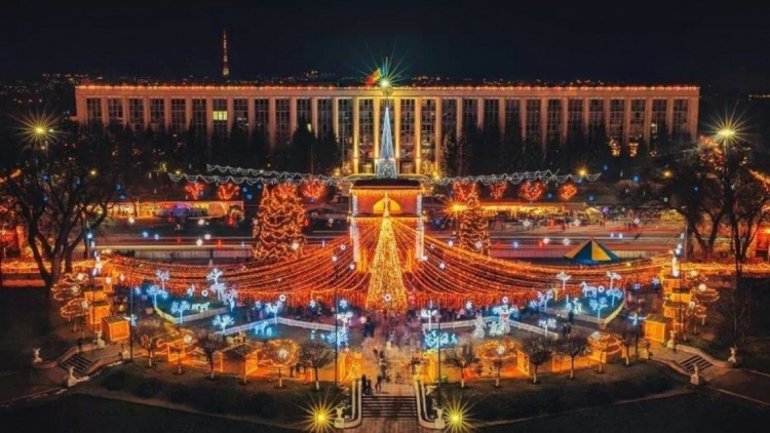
75, 83, 699, 174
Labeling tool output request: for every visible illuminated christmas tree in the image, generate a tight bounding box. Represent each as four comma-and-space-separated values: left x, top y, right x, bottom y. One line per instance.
366, 210, 408, 311
458, 190, 490, 255
252, 183, 306, 261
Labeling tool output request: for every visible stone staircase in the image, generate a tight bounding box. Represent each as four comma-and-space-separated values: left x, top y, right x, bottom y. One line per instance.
679, 354, 713, 373
59, 353, 94, 378
362, 395, 417, 419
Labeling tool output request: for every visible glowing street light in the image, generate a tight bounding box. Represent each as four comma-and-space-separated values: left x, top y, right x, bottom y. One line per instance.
716, 128, 736, 141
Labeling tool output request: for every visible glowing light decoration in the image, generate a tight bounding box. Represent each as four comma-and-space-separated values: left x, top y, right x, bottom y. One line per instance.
213, 314, 234, 333
606, 271, 622, 291
184, 182, 205, 200
564, 295, 583, 314
457, 189, 490, 255
518, 181, 545, 202
580, 281, 600, 298
146, 284, 168, 308
171, 300, 191, 323
206, 268, 227, 301
589, 297, 609, 319
538, 318, 556, 337
186, 284, 196, 298
556, 271, 571, 296
300, 180, 326, 202
629, 312, 647, 327
489, 181, 508, 200
559, 183, 578, 201
366, 214, 408, 311
225, 288, 238, 311
606, 287, 623, 307
452, 182, 477, 204
155, 269, 170, 291
536, 289, 554, 312
420, 302, 439, 331
489, 301, 512, 337
266, 301, 281, 325
253, 183, 306, 261
216, 183, 240, 200
423, 329, 458, 350
471, 315, 486, 339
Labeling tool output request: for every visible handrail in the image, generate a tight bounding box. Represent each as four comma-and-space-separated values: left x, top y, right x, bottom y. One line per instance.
414, 380, 441, 429
342, 378, 363, 429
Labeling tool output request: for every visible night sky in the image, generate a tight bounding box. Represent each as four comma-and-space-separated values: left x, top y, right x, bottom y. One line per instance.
2, 0, 770, 90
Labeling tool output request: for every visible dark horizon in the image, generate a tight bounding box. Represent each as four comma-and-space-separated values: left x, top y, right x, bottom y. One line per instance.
2, 0, 770, 92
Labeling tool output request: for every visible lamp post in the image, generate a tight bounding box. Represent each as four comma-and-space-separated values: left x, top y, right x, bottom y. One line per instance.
332, 253, 339, 386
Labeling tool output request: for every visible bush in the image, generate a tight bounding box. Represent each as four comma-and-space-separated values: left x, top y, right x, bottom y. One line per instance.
101, 371, 128, 391
132, 378, 162, 399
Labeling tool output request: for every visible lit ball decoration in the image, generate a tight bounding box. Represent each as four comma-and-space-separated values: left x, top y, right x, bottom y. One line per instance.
198, 219, 206, 226
518, 181, 545, 202
195, 238, 203, 246
559, 183, 578, 201
474, 240, 483, 250
204, 233, 211, 240
543, 237, 551, 245
562, 238, 571, 246
127, 217, 135, 225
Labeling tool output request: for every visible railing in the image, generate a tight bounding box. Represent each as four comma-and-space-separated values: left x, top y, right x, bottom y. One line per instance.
414, 380, 441, 430
341, 378, 362, 429
219, 316, 336, 336
156, 306, 229, 325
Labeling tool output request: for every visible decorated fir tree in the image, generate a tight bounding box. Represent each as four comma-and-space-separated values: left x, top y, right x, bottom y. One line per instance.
252, 183, 306, 261
458, 190, 491, 255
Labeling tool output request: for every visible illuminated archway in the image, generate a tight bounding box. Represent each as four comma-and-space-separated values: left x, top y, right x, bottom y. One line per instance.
373, 196, 402, 215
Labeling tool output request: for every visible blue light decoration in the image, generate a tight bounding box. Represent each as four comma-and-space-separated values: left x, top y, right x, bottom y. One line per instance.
141, 231, 149, 239
423, 329, 458, 350
241, 186, 249, 193
603, 164, 609, 171
153, 233, 160, 241
246, 194, 253, 200
589, 297, 609, 319
588, 195, 595, 202
512, 241, 520, 249
632, 175, 640, 183
86, 232, 94, 240
547, 192, 553, 199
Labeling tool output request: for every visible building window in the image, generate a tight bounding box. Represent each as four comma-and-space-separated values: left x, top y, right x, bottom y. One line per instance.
150, 98, 164, 128
128, 98, 143, 129
400, 99, 415, 163
609, 99, 625, 156
588, 99, 604, 132
191, 98, 207, 133
212, 98, 228, 138
672, 99, 689, 140
421, 98, 437, 173
275, 98, 290, 146
629, 99, 645, 150
651, 99, 667, 138
233, 98, 248, 129
567, 99, 583, 140
254, 99, 269, 130
504, 99, 521, 135
546, 99, 562, 141
296, 98, 311, 129
338, 99, 353, 170
483, 99, 499, 130
171, 99, 186, 131
317, 98, 333, 138
107, 98, 123, 124
441, 99, 457, 143
525, 99, 541, 141
86, 98, 102, 123
462, 98, 478, 130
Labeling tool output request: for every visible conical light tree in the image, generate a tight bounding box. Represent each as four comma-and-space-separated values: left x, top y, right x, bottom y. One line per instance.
252, 183, 306, 261
458, 190, 490, 255
366, 214, 408, 311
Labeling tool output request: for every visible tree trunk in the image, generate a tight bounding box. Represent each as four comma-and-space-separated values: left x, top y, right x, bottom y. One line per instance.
460, 368, 465, 388
147, 354, 153, 368
315, 367, 320, 391
532, 366, 538, 384
570, 357, 575, 379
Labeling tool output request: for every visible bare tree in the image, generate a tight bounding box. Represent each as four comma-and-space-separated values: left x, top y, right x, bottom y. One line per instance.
300, 341, 335, 391
556, 335, 589, 379
443, 344, 480, 388
520, 336, 553, 384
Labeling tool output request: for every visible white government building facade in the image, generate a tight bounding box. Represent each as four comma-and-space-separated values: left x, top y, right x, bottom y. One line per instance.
75, 83, 699, 174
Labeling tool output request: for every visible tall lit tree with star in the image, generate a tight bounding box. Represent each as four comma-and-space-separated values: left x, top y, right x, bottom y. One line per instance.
457, 190, 490, 255
252, 183, 306, 261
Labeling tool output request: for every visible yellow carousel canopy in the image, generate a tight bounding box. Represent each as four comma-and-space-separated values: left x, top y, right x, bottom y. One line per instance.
564, 239, 619, 264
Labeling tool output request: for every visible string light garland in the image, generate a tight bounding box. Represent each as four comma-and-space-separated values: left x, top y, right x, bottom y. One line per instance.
365, 215, 408, 311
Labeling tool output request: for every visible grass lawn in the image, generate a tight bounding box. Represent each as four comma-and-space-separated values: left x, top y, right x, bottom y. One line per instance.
82, 362, 345, 426
479, 391, 770, 433
440, 361, 686, 421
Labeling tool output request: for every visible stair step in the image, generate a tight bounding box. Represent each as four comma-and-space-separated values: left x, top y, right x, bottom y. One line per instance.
679, 355, 713, 372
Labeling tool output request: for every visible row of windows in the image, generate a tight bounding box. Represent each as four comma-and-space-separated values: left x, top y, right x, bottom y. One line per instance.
84, 97, 691, 142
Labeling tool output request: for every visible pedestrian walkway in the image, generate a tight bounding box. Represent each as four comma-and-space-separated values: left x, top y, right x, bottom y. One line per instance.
353, 383, 433, 433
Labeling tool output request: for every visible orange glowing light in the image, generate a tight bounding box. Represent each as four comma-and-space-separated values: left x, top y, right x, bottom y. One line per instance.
518, 181, 545, 202
489, 182, 508, 200
559, 183, 578, 201
184, 182, 205, 200
300, 180, 326, 201
217, 183, 240, 200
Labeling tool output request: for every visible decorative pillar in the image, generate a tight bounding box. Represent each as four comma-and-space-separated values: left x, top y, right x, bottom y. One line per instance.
226, 97, 234, 132
540, 97, 548, 150
184, 98, 192, 131
100, 98, 108, 125
477, 98, 484, 129
394, 98, 401, 167
414, 97, 422, 174
121, 98, 129, 127
415, 193, 425, 260
498, 98, 506, 136
456, 97, 463, 141
582, 97, 590, 134
205, 97, 214, 136
688, 96, 699, 142
352, 97, 360, 173
623, 98, 632, 146
142, 97, 151, 128
311, 97, 319, 137
332, 97, 340, 138
520, 98, 527, 141
373, 97, 381, 159
247, 98, 256, 135
560, 97, 569, 143
665, 98, 675, 139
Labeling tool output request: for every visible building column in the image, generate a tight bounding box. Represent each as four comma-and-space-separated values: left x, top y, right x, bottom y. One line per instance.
520, 99, 528, 141
226, 97, 234, 132
332, 97, 340, 138
455, 97, 463, 141
163, 97, 171, 130
643, 98, 653, 146
142, 98, 151, 128
623, 98, 632, 146
540, 97, 548, 149
121, 98, 129, 127
184, 98, 192, 130
415, 97, 422, 174
75, 95, 86, 125
394, 98, 401, 166
311, 97, 319, 137
100, 98, 108, 125
289, 97, 298, 135
560, 98, 569, 143
435, 98, 443, 174
247, 98, 255, 136
205, 97, 214, 136
688, 97, 699, 141
582, 97, 590, 134
352, 97, 360, 173
604, 98, 611, 139
477, 98, 484, 129
665, 98, 675, 138
268, 97, 277, 150
373, 97, 381, 159
498, 98, 506, 136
